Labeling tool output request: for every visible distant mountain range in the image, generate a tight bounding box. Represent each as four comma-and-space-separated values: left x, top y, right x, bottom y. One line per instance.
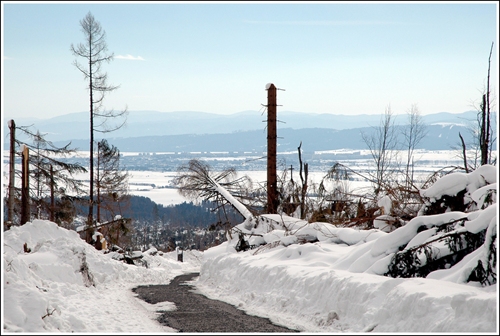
4, 110, 489, 152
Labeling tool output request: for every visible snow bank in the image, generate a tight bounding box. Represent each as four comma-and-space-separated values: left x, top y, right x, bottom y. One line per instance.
3, 220, 201, 332
197, 240, 497, 332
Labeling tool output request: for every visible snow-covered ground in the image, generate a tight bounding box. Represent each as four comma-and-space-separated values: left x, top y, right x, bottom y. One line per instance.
2, 153, 498, 333
2, 216, 497, 333
2, 220, 201, 333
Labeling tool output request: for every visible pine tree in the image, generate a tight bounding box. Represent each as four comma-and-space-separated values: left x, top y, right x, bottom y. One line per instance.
9, 124, 87, 226
95, 139, 129, 223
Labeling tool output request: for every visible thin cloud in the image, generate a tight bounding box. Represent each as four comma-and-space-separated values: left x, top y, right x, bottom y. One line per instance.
115, 54, 145, 61
243, 20, 401, 26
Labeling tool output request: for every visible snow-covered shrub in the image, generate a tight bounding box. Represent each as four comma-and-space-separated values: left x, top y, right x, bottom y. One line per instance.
384, 165, 497, 285
420, 165, 496, 215
384, 214, 488, 279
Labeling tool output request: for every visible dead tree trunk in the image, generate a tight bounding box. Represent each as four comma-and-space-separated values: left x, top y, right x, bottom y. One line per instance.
50, 165, 55, 222
480, 42, 493, 166
266, 83, 278, 214
21, 145, 30, 225
7, 120, 16, 227
297, 142, 308, 219
459, 132, 469, 173
97, 147, 101, 224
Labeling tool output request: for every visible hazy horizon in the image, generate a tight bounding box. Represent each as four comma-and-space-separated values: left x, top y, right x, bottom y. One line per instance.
2, 107, 480, 123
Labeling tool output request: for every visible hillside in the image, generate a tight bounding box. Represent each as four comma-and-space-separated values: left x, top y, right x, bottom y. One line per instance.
4, 110, 484, 152
48, 124, 474, 153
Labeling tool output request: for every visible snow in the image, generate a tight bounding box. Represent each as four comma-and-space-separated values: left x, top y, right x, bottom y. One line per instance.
2, 220, 200, 333
197, 238, 497, 332
471, 182, 497, 209
3, 217, 497, 333
421, 164, 497, 202
373, 194, 396, 233
208, 175, 253, 221
377, 194, 392, 214
2, 165, 498, 333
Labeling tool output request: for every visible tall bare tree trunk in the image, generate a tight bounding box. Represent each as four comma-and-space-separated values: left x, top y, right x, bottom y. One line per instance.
480, 42, 493, 166
480, 94, 488, 166
71, 12, 128, 241
88, 55, 95, 242
97, 140, 100, 224
8, 120, 16, 227
50, 165, 55, 222
266, 83, 278, 214
21, 146, 30, 225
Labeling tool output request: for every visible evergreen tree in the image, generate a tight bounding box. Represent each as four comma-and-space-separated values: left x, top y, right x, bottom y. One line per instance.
94, 139, 132, 247
95, 139, 129, 223
9, 124, 87, 227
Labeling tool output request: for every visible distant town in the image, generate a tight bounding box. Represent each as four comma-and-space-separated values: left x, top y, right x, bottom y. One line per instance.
34, 149, 465, 174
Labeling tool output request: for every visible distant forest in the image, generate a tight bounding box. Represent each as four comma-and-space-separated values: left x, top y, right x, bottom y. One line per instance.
75, 195, 245, 229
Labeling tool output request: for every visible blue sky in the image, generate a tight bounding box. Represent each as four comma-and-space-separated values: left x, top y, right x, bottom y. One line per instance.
2, 1, 498, 120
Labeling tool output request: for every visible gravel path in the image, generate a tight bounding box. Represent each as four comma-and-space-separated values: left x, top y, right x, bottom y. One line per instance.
132, 272, 299, 333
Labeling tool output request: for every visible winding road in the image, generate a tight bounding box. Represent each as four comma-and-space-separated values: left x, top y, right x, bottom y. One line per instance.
132, 272, 299, 333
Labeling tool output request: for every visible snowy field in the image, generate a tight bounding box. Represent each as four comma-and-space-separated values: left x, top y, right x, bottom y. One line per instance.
1, 149, 471, 207
125, 169, 368, 206
118, 149, 471, 207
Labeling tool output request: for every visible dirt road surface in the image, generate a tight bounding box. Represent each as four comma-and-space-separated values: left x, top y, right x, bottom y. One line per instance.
133, 272, 299, 333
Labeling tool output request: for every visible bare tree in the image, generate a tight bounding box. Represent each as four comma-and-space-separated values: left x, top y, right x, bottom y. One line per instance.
402, 104, 427, 188
458, 132, 471, 173
361, 105, 398, 195
71, 12, 128, 239
454, 122, 480, 172
291, 142, 310, 219
456, 42, 497, 171
479, 42, 495, 166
